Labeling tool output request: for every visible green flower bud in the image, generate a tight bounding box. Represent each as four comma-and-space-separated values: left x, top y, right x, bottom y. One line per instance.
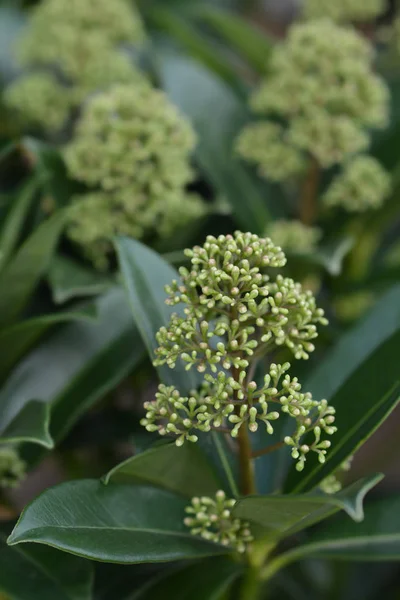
0, 447, 26, 489
323, 155, 391, 212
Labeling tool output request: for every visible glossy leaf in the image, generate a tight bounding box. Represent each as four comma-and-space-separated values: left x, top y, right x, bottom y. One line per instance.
0, 176, 39, 271
130, 557, 242, 600
0, 209, 65, 327
267, 496, 400, 572
0, 288, 144, 462
0, 307, 96, 384
285, 286, 400, 492
149, 8, 242, 91
48, 255, 113, 304
8, 481, 229, 563
104, 442, 220, 497
115, 236, 200, 393
234, 475, 382, 543
158, 53, 275, 232
0, 400, 52, 447
192, 5, 272, 72
0, 531, 93, 600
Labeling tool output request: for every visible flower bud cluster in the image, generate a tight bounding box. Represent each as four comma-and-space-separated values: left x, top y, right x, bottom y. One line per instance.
303, 0, 386, 22
237, 20, 389, 180
184, 490, 253, 553
0, 447, 26, 489
6, 0, 145, 132
323, 155, 391, 212
319, 456, 353, 494
267, 220, 322, 254
144, 233, 335, 471
64, 83, 204, 269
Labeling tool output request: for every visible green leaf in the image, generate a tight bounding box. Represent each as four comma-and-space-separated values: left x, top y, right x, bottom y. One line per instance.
0, 288, 145, 462
149, 8, 243, 92
0, 209, 65, 327
8, 481, 230, 564
234, 475, 382, 543
284, 286, 400, 492
0, 176, 39, 271
0, 307, 96, 384
130, 557, 242, 600
0, 400, 53, 447
192, 5, 272, 73
158, 53, 275, 232
104, 442, 220, 498
265, 496, 400, 572
115, 236, 200, 393
0, 531, 93, 600
48, 255, 113, 304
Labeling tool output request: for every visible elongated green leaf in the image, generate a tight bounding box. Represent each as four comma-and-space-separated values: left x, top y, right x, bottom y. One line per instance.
158, 53, 276, 232
234, 475, 382, 543
104, 443, 220, 497
0, 307, 96, 384
149, 8, 242, 91
285, 286, 400, 492
192, 5, 272, 72
0, 400, 52, 447
115, 236, 199, 393
265, 496, 400, 573
0, 288, 144, 462
8, 481, 229, 563
0, 209, 65, 327
48, 255, 113, 304
0, 531, 93, 600
131, 557, 242, 600
0, 176, 39, 271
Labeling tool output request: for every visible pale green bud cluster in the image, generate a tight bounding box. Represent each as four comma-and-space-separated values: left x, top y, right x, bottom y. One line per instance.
236, 122, 305, 182
184, 490, 253, 553
267, 220, 322, 254
4, 73, 71, 132
0, 447, 26, 489
237, 20, 389, 180
6, 0, 145, 132
323, 156, 391, 212
143, 232, 334, 471
64, 83, 204, 269
319, 456, 353, 494
141, 363, 336, 470
303, 0, 386, 22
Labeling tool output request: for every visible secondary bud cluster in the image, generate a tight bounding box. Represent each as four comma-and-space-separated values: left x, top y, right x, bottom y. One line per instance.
267, 220, 322, 255
184, 490, 253, 553
237, 20, 389, 182
0, 447, 26, 489
5, 0, 145, 132
319, 456, 353, 494
143, 232, 335, 471
64, 83, 204, 269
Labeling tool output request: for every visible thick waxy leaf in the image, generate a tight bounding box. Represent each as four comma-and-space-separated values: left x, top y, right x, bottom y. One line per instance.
0, 400, 52, 447
234, 475, 382, 543
0, 176, 39, 271
192, 5, 272, 73
130, 557, 242, 600
0, 307, 95, 384
159, 53, 276, 232
0, 532, 93, 600
0, 288, 144, 462
285, 286, 400, 492
8, 481, 229, 563
264, 496, 400, 574
104, 443, 220, 497
0, 209, 65, 327
115, 236, 200, 392
48, 255, 112, 304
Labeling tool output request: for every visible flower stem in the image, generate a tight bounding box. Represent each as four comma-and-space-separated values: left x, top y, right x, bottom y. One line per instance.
240, 566, 263, 600
251, 441, 285, 459
300, 157, 320, 226
237, 424, 256, 496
